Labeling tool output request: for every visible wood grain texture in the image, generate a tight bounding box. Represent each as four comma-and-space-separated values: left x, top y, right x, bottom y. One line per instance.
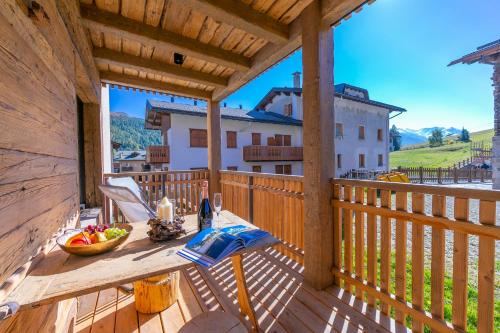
452, 197, 469, 330
301, 0, 334, 289
0, 2, 80, 286
207, 100, 222, 198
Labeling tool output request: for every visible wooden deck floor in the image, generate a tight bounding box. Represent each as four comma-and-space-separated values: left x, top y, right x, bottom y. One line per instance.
75, 248, 407, 333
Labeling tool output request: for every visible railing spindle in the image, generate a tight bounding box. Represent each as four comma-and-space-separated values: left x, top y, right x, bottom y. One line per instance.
380, 189, 392, 315
395, 191, 408, 324
343, 185, 353, 293
366, 188, 377, 306
333, 184, 342, 286
452, 197, 469, 330
431, 195, 446, 325
354, 187, 365, 299
477, 200, 495, 333
411, 192, 425, 333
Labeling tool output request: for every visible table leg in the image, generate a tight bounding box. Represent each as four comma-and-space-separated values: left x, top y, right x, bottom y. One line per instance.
231, 254, 258, 332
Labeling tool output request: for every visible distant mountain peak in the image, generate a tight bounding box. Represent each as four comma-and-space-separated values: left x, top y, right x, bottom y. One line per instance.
111, 111, 132, 118
398, 126, 462, 146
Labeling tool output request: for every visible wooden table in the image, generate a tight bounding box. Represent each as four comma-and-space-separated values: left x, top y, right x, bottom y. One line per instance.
5, 211, 277, 331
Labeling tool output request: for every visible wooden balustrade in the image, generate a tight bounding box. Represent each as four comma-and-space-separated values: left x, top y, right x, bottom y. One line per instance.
242, 145, 303, 161
332, 178, 499, 333
146, 145, 170, 164
220, 171, 498, 332
394, 166, 492, 184
220, 171, 304, 263
103, 170, 209, 222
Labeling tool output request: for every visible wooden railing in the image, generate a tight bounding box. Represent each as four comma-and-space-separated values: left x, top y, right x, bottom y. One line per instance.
242, 145, 303, 161
394, 166, 492, 184
332, 179, 499, 333
220, 171, 498, 332
146, 145, 170, 164
103, 170, 209, 222
220, 171, 304, 263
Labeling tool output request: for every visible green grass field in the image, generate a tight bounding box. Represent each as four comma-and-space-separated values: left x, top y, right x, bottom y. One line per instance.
390, 129, 493, 168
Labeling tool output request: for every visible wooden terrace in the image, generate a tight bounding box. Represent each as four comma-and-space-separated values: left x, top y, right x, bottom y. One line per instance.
0, 1, 498, 333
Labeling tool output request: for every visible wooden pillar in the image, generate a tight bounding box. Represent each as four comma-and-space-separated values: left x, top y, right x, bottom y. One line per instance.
83, 103, 103, 207
301, 1, 335, 289
207, 99, 222, 199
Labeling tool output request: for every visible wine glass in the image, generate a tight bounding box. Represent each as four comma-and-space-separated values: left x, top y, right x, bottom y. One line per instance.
213, 193, 222, 229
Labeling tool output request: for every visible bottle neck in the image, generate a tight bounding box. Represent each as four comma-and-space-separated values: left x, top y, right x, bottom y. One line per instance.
202, 186, 208, 199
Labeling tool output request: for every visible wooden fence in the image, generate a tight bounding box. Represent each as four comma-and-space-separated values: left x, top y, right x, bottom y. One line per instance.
332, 178, 499, 333
220, 171, 304, 263
220, 171, 498, 332
394, 166, 492, 184
103, 170, 209, 223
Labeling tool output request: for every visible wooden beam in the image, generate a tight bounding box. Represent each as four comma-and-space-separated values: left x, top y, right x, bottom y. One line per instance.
83, 103, 103, 207
181, 0, 289, 44
321, 0, 371, 27
80, 5, 250, 71
93, 48, 227, 88
302, 1, 335, 289
56, 0, 100, 103
207, 100, 222, 199
99, 72, 212, 99
212, 16, 302, 101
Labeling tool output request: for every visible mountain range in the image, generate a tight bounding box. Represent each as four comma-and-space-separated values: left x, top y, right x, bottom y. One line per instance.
398, 127, 462, 146
111, 112, 161, 150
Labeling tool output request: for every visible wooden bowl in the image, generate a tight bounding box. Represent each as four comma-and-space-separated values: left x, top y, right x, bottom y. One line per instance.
56, 223, 133, 256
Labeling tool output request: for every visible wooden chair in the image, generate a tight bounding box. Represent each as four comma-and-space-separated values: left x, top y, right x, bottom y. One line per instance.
179, 311, 247, 333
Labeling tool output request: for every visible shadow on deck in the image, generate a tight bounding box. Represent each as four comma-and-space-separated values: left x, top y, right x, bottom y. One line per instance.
76, 248, 407, 333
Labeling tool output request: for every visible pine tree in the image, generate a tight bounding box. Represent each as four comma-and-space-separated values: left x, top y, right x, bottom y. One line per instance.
459, 127, 470, 142
390, 125, 402, 151
428, 129, 443, 147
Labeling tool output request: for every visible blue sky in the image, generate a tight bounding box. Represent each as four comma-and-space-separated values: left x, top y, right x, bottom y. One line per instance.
110, 0, 500, 132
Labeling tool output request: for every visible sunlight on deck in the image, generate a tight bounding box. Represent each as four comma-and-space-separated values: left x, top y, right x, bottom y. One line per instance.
75, 248, 405, 333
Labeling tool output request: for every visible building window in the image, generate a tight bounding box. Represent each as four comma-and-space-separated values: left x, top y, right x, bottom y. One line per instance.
284, 164, 292, 175
377, 128, 383, 141
284, 103, 293, 117
359, 154, 366, 168
267, 136, 275, 146
190, 129, 207, 147
359, 126, 365, 140
227, 131, 237, 148
227, 166, 238, 171
335, 123, 344, 138
283, 135, 291, 146
275, 164, 292, 175
274, 134, 283, 146
337, 154, 342, 169
252, 133, 261, 145
252, 165, 262, 173
378, 154, 383, 167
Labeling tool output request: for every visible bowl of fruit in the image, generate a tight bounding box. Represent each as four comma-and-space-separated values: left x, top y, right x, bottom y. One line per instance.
57, 223, 132, 256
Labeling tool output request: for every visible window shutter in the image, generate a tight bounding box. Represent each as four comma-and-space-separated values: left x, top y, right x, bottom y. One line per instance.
283, 135, 291, 146
190, 129, 207, 147
226, 131, 237, 148
252, 133, 261, 145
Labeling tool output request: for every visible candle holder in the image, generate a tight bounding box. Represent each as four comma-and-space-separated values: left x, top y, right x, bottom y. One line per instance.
147, 214, 186, 242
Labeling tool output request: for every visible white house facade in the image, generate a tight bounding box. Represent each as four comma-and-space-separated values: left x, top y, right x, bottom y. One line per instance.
143, 75, 405, 176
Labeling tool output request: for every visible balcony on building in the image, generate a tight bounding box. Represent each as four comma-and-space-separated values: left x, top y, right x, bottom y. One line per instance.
146, 145, 170, 164
243, 145, 303, 162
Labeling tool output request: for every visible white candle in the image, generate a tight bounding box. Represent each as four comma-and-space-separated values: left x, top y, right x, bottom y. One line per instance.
157, 197, 173, 221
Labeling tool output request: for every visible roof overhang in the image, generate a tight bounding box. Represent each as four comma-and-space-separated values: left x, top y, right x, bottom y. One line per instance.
76, 0, 376, 101
449, 39, 500, 66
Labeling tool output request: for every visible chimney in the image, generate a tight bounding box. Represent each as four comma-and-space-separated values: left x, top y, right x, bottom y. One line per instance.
194, 100, 197, 106
239, 104, 242, 109
292, 72, 301, 88
170, 96, 174, 102
223, 102, 227, 107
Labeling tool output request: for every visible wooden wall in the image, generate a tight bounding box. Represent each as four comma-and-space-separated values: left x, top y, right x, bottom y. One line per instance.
0, 0, 86, 288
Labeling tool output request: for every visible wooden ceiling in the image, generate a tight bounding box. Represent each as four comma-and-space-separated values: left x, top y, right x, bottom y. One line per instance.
79, 0, 372, 101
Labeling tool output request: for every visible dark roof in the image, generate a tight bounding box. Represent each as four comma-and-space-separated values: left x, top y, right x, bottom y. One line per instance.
448, 39, 500, 66
146, 100, 303, 126
114, 150, 146, 161
253, 84, 406, 112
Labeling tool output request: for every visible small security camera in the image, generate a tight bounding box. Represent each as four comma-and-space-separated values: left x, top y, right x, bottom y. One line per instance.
174, 53, 185, 65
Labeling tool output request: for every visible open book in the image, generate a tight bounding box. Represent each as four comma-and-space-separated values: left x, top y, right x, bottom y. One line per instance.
177, 225, 269, 267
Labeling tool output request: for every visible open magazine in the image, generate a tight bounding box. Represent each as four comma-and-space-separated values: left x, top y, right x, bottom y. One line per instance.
177, 225, 269, 267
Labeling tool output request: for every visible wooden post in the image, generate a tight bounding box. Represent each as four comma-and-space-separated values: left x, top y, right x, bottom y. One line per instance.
419, 166, 424, 184
454, 167, 458, 183
207, 99, 222, 199
437, 167, 442, 184
301, 1, 334, 289
248, 175, 254, 223
83, 103, 103, 207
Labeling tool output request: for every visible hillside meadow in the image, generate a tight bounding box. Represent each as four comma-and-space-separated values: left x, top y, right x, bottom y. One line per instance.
390, 129, 493, 168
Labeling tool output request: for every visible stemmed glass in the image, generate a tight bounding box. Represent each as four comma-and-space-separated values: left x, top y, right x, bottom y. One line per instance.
213, 193, 222, 229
